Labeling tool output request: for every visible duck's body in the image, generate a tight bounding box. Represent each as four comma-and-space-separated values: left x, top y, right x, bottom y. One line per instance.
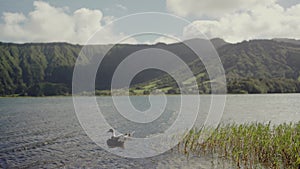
106, 137, 125, 148
106, 129, 134, 148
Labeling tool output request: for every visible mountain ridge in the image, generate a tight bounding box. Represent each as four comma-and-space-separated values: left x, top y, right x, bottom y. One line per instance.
0, 38, 299, 96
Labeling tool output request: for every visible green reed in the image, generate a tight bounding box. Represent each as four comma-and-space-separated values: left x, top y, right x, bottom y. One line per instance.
179, 122, 300, 169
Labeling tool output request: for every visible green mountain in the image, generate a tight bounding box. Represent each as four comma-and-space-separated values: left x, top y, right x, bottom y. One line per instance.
134, 39, 300, 94
221, 40, 300, 93
273, 38, 300, 45
0, 42, 80, 96
0, 39, 299, 96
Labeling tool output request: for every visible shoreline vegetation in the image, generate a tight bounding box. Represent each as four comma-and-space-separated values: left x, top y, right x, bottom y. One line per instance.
1, 87, 300, 97
2, 92, 300, 97
179, 122, 300, 169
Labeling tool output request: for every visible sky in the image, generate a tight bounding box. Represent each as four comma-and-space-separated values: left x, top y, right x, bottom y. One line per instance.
0, 0, 299, 44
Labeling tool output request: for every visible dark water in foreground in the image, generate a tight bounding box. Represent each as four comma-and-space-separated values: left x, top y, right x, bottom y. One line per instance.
0, 94, 299, 168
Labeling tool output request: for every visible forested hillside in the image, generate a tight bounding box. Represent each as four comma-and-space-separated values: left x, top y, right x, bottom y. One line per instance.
0, 39, 299, 96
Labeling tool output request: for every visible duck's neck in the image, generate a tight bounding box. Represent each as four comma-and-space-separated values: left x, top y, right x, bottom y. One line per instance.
111, 130, 116, 137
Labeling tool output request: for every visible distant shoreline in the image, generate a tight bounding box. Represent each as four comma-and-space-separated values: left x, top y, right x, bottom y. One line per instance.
1, 92, 300, 98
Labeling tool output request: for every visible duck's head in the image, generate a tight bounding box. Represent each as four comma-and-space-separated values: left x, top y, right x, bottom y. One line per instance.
107, 129, 114, 133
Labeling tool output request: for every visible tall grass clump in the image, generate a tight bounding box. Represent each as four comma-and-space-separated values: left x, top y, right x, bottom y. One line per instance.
179, 122, 300, 169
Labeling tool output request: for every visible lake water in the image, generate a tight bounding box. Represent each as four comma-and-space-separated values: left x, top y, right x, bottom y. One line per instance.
0, 94, 299, 168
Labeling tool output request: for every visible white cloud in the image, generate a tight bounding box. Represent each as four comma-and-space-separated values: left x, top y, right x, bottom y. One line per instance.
3, 12, 26, 24
139, 34, 181, 45
152, 36, 179, 44
102, 16, 116, 25
0, 1, 135, 44
166, 0, 276, 18
142, 35, 180, 44
182, 2, 300, 42
116, 4, 127, 11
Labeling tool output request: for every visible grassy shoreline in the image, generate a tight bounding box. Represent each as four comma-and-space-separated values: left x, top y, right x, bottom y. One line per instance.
1, 92, 300, 98
179, 122, 300, 169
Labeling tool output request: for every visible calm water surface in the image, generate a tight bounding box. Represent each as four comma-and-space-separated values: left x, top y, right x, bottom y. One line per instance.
0, 94, 299, 168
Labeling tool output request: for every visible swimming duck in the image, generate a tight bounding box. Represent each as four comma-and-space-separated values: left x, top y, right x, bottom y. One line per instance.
106, 129, 134, 148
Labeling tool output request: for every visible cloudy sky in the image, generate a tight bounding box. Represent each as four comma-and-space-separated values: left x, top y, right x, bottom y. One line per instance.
0, 0, 299, 44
